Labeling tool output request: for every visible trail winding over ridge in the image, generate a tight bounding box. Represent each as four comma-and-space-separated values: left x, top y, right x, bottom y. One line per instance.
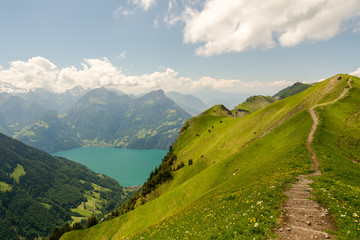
277, 77, 352, 240
307, 78, 352, 172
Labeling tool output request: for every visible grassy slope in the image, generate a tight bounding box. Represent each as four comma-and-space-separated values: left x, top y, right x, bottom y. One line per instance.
232, 95, 276, 114
63, 75, 359, 239
311, 76, 360, 239
274, 82, 312, 99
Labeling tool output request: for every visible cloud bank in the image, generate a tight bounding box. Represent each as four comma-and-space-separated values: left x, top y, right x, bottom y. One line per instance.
166, 0, 360, 56
350, 67, 360, 77
0, 57, 294, 94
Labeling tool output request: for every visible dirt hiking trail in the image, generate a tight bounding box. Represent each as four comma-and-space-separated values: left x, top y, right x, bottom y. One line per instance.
277, 77, 352, 239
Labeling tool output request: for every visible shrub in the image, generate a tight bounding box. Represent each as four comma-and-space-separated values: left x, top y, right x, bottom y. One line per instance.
176, 161, 185, 170
86, 214, 99, 228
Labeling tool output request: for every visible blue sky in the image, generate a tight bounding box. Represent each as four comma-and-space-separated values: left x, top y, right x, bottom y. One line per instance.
0, 0, 360, 99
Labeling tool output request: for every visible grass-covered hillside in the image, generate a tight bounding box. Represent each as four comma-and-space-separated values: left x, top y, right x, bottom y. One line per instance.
274, 82, 312, 99
232, 95, 276, 117
63, 74, 360, 239
0, 133, 130, 239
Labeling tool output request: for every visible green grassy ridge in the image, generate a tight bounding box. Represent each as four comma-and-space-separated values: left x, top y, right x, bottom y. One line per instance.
232, 95, 276, 114
173, 75, 339, 171
311, 76, 360, 239
62, 108, 313, 240
125, 109, 312, 239
273, 82, 312, 99
62, 74, 354, 240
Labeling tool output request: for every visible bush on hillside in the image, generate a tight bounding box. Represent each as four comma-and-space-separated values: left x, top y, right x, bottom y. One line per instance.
86, 214, 99, 228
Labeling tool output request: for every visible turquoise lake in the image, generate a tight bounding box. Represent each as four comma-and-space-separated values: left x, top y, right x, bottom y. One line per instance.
52, 147, 167, 187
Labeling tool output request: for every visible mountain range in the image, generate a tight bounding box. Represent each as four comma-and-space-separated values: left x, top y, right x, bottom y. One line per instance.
14, 88, 191, 152
0, 87, 194, 153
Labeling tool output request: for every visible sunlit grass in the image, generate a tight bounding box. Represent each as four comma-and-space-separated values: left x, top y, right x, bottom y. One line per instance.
311, 75, 360, 239
62, 75, 359, 240
10, 164, 25, 183
0, 182, 12, 192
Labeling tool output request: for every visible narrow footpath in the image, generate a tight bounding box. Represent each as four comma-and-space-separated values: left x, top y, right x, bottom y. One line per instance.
276, 77, 352, 239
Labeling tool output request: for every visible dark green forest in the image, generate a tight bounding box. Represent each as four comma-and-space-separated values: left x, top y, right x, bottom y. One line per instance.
0, 133, 129, 239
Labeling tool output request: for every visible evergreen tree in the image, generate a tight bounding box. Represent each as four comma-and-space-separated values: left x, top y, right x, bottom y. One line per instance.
86, 214, 99, 228
72, 222, 83, 230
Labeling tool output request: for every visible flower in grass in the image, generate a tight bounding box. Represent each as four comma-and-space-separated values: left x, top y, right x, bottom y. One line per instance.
254, 223, 259, 227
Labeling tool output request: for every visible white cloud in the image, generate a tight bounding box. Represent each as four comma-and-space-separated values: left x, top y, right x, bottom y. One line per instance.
0, 57, 58, 91
0, 57, 293, 94
122, 9, 134, 16
113, 0, 156, 18
153, 18, 159, 28
350, 67, 360, 77
167, 0, 360, 56
131, 0, 157, 11
56, 58, 132, 92
354, 21, 360, 33
112, 6, 123, 18
113, 6, 135, 17
116, 51, 127, 59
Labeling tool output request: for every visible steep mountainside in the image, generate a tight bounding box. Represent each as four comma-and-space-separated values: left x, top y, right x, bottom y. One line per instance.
18, 86, 88, 113
0, 133, 129, 240
65, 89, 191, 150
166, 92, 208, 116
0, 96, 46, 133
16, 88, 191, 152
274, 82, 312, 99
15, 111, 81, 153
0, 87, 86, 138
63, 75, 360, 240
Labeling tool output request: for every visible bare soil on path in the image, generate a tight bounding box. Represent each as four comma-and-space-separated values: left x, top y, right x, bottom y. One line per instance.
276, 77, 352, 239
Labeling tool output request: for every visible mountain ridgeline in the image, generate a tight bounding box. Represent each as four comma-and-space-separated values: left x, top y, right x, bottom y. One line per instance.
11, 88, 191, 152
232, 95, 277, 117
0, 82, 307, 153
166, 91, 208, 116
62, 75, 360, 239
0, 133, 129, 240
273, 82, 312, 99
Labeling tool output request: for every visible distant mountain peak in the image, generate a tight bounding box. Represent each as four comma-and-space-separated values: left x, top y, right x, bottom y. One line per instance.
166, 91, 208, 116
64, 86, 88, 96
139, 89, 167, 102
148, 89, 165, 96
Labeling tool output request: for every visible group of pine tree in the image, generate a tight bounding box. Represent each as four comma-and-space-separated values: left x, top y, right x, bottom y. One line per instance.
49, 215, 98, 240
